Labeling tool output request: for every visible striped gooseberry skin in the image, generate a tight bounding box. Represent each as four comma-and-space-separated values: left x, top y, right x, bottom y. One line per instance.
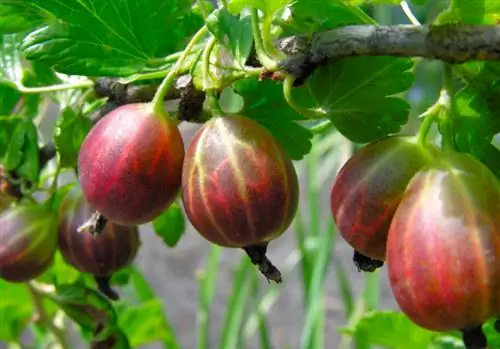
387, 152, 500, 331
182, 115, 299, 248
330, 136, 437, 260
58, 186, 140, 277
77, 103, 185, 226
0, 204, 58, 282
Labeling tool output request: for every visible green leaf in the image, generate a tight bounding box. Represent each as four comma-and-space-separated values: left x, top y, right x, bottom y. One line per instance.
0, 1, 44, 34
55, 282, 117, 332
49, 182, 78, 214
54, 107, 92, 169
228, 0, 291, 15
345, 311, 435, 349
206, 9, 253, 68
91, 327, 131, 349
478, 143, 500, 179
18, 70, 41, 119
233, 77, 313, 160
0, 280, 33, 341
297, 56, 414, 143
0, 116, 20, 158
343, 0, 402, 4
45, 251, 81, 286
0, 82, 21, 115
454, 84, 497, 159
411, 0, 428, 5
289, 0, 374, 35
437, 0, 500, 24
21, 0, 203, 76
152, 202, 186, 247
4, 119, 40, 183
30, 61, 62, 86
483, 319, 500, 349
0, 33, 23, 81
116, 299, 171, 347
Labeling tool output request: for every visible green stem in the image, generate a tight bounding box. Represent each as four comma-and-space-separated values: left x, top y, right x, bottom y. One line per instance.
250, 9, 278, 70
206, 90, 222, 116
439, 64, 457, 152
27, 283, 70, 349
416, 101, 442, 146
146, 44, 205, 66
308, 120, 333, 134
261, 16, 285, 61
283, 76, 326, 119
400, 0, 421, 26
439, 111, 454, 152
14, 80, 94, 94
151, 25, 209, 115
202, 36, 217, 89
45, 162, 62, 209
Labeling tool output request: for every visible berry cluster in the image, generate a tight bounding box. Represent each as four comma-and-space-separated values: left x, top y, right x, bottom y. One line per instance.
331, 135, 500, 347
0, 102, 299, 297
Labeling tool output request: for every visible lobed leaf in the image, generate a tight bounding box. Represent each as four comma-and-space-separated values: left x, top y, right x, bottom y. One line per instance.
206, 8, 253, 69
296, 56, 414, 143
288, 0, 374, 35
232, 77, 313, 160
0, 1, 44, 34
21, 0, 203, 76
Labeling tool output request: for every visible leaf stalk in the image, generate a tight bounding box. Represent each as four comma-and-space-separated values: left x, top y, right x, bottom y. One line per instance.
151, 25, 210, 116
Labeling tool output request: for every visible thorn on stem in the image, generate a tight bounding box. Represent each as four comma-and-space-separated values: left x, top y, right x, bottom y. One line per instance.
242, 243, 282, 283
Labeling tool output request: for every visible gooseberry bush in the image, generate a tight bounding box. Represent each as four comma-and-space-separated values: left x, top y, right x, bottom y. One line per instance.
2, 0, 500, 348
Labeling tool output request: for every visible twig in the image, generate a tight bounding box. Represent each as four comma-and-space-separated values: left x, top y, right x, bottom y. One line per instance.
278, 24, 500, 84
27, 283, 70, 349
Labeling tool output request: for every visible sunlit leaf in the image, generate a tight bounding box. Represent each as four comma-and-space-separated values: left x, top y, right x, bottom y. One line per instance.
296, 56, 414, 143
21, 0, 203, 76
0, 1, 44, 34
233, 77, 313, 160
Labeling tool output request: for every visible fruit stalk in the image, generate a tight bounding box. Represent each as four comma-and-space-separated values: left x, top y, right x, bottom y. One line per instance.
250, 9, 278, 70
151, 25, 209, 115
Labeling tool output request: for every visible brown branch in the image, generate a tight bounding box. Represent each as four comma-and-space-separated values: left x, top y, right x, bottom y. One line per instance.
278, 24, 500, 85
